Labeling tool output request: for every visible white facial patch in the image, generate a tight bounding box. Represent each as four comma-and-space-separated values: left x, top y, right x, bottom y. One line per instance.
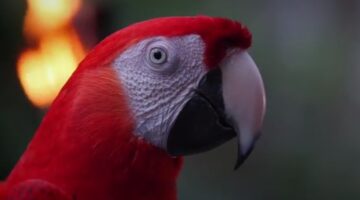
112, 35, 207, 149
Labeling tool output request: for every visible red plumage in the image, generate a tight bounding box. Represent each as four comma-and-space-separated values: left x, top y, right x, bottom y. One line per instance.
1, 16, 252, 200
81, 16, 251, 70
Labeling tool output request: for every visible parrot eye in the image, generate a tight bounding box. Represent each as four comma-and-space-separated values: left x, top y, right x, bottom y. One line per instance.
149, 47, 167, 64
145, 38, 178, 74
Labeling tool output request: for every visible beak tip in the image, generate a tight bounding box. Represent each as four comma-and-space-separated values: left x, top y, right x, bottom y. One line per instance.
234, 131, 261, 170
233, 159, 243, 170
234, 146, 254, 170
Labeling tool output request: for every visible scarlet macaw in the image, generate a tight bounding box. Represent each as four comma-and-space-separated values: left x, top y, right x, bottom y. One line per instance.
1, 16, 266, 200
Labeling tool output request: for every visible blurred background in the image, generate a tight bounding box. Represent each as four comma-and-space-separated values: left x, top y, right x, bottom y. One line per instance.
1, 0, 360, 199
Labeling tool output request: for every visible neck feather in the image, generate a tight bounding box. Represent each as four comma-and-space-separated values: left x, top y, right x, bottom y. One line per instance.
7, 67, 183, 200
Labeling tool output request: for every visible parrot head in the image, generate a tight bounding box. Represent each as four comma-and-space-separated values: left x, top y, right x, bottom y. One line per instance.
77, 16, 266, 169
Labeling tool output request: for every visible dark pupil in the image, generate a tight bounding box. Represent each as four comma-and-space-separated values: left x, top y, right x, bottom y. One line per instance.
153, 51, 163, 60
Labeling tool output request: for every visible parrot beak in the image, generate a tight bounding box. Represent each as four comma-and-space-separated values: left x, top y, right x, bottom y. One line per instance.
167, 50, 266, 169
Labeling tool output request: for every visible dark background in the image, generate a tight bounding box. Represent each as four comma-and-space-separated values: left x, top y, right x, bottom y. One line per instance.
1, 0, 360, 199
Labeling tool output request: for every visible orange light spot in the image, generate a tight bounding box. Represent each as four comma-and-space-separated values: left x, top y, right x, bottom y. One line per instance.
18, 31, 85, 108
24, 0, 82, 36
18, 0, 86, 108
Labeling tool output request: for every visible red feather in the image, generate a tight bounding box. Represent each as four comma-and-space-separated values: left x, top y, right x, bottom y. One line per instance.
6, 67, 182, 199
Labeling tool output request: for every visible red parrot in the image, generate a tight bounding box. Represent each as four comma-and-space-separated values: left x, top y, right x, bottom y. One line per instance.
1, 16, 266, 200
